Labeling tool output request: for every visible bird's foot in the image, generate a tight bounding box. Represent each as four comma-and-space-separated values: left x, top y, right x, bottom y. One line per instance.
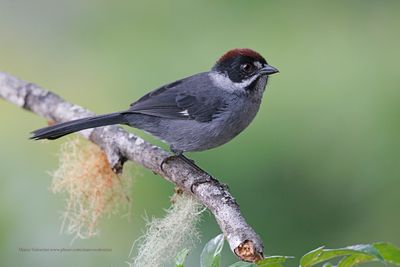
160, 154, 179, 171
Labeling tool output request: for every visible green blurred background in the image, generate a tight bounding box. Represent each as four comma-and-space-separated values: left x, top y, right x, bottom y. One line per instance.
1, 0, 399, 266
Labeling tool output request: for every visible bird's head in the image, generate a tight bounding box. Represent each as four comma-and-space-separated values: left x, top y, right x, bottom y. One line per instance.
210, 48, 278, 92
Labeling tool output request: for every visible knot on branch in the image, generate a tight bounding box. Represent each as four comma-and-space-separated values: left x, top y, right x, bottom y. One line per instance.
234, 240, 264, 262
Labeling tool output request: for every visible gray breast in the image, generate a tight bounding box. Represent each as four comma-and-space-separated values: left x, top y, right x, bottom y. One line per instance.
165, 77, 267, 152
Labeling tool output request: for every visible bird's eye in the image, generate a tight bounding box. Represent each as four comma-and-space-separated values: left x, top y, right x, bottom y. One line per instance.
241, 63, 253, 73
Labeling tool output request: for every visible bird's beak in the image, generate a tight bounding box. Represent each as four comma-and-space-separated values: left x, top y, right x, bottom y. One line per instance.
259, 64, 279, 75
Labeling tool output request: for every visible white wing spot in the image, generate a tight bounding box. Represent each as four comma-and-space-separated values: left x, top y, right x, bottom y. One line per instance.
179, 109, 189, 116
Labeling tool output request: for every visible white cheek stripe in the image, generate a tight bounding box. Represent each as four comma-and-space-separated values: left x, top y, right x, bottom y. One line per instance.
209, 72, 259, 92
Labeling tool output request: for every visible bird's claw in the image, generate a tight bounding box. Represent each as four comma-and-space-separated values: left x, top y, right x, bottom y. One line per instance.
160, 155, 179, 172
160, 154, 203, 172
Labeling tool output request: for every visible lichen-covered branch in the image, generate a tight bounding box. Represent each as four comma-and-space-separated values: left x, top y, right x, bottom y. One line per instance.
0, 71, 264, 262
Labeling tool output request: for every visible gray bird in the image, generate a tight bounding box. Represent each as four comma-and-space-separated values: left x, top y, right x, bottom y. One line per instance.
31, 48, 278, 167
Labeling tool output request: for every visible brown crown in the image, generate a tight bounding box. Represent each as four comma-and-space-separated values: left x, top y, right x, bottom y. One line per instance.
217, 48, 264, 63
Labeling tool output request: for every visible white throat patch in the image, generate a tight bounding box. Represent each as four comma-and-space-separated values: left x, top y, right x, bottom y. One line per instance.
208, 72, 260, 93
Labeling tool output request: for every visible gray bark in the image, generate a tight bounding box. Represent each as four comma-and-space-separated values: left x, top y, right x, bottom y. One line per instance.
0, 71, 264, 262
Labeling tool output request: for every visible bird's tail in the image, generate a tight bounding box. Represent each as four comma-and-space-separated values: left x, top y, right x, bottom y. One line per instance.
30, 112, 126, 140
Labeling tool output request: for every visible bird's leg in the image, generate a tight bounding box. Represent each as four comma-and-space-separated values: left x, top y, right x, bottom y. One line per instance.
160, 147, 182, 171
160, 148, 216, 193
160, 148, 204, 172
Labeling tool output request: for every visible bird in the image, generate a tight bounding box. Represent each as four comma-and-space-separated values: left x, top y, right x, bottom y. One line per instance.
31, 48, 278, 168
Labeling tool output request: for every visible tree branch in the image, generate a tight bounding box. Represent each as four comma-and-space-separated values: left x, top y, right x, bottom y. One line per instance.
0, 71, 264, 262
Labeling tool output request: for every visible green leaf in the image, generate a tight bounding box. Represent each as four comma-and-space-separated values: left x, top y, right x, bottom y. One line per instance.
374, 242, 400, 265
346, 244, 383, 260
300, 244, 383, 267
228, 261, 256, 267
257, 256, 293, 267
300, 246, 325, 267
338, 253, 374, 267
200, 234, 225, 267
229, 255, 292, 267
175, 248, 190, 267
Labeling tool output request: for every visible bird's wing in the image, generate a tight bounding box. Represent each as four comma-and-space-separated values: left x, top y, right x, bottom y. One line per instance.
127, 74, 227, 122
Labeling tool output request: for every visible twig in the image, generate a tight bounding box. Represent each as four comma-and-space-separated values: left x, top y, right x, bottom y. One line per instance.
0, 71, 264, 262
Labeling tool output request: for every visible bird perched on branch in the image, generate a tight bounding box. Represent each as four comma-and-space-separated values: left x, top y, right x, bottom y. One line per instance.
31, 48, 278, 168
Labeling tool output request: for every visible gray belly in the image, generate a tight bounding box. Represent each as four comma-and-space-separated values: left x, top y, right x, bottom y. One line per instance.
157, 97, 261, 152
